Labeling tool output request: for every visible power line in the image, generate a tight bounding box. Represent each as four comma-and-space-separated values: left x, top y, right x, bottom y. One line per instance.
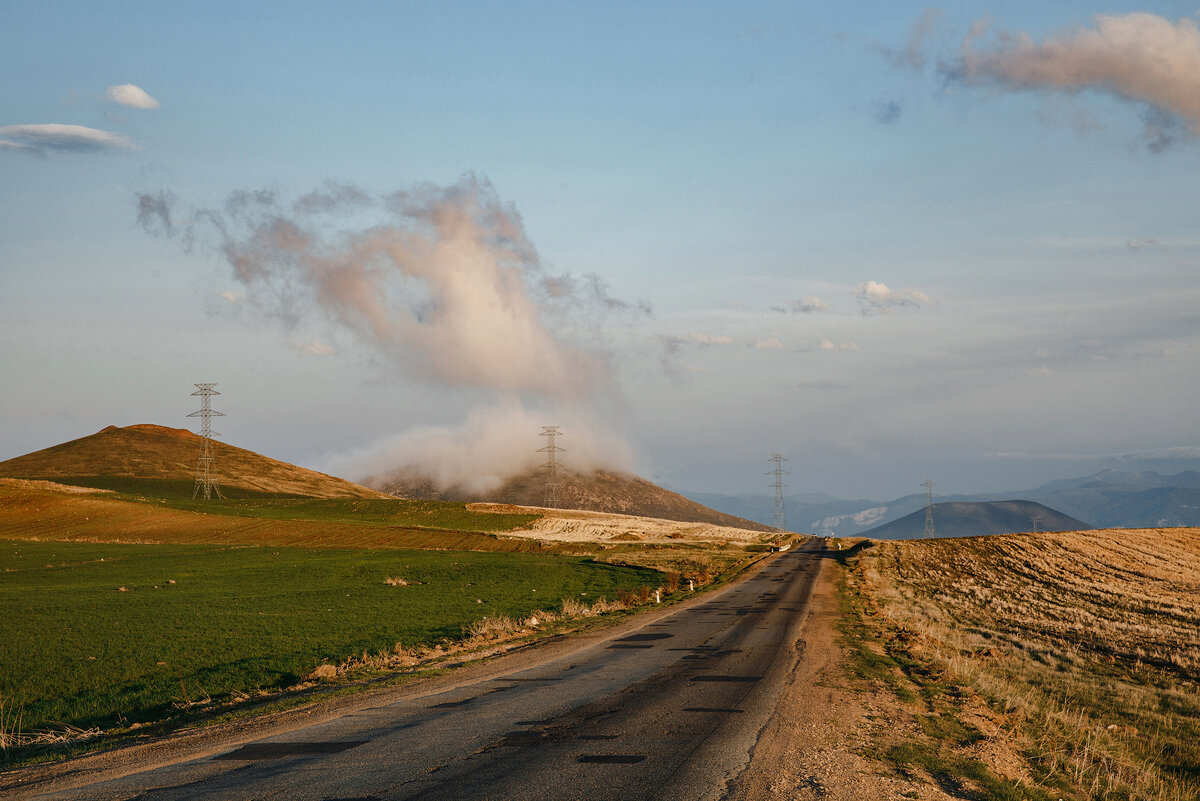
188, 383, 225, 501
537, 426, 564, 508
768, 454, 788, 530
922, 479, 935, 538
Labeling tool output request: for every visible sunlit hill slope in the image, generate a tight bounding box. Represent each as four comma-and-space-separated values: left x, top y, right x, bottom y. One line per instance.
0, 424, 388, 499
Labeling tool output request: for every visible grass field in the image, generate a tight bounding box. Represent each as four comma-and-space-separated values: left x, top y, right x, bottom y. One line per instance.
0, 539, 659, 740
839, 529, 1200, 800
0, 482, 547, 552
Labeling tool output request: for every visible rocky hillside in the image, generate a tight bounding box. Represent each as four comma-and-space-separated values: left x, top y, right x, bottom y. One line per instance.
371, 466, 774, 532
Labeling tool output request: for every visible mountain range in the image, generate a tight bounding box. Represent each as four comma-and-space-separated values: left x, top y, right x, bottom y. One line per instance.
687, 468, 1200, 536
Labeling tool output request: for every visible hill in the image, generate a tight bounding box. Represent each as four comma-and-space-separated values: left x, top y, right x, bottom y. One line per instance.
370, 467, 774, 532
0, 424, 388, 499
860, 500, 1088, 539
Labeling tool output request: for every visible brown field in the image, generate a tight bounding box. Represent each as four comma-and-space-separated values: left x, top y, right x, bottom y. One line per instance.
0, 481, 546, 552
842, 528, 1200, 799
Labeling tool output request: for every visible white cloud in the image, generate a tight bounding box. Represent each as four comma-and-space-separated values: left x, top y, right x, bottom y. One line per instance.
1028, 366, 1052, 376
819, 337, 859, 351
106, 84, 160, 109
217, 290, 243, 304
947, 14, 1200, 143
0, 123, 137, 155
852, 280, 930, 314
753, 337, 784, 350
291, 339, 334, 356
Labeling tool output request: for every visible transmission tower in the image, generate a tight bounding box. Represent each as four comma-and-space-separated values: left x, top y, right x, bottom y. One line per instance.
188, 383, 225, 501
537, 426, 564, 508
768, 454, 788, 530
922, 479, 935, 538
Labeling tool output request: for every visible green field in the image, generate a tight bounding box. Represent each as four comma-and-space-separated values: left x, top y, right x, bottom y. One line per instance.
150, 496, 542, 532
36, 476, 542, 532
1, 539, 658, 735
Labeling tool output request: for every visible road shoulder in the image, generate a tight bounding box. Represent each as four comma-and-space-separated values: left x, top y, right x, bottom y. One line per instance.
727, 555, 954, 800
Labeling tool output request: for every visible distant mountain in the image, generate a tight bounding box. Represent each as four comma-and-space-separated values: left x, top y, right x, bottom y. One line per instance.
0, 424, 388, 499
1027, 470, 1200, 528
686, 468, 1200, 534
370, 467, 773, 532
861, 501, 1089, 540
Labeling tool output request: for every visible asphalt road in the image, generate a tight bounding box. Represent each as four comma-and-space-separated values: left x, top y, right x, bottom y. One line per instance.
37, 543, 825, 801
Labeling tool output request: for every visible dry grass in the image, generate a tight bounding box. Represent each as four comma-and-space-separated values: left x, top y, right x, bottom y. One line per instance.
845, 528, 1200, 800
467, 502, 780, 547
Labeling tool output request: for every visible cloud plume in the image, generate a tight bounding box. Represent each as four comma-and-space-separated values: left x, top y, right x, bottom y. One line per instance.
944, 13, 1200, 144
137, 175, 632, 399
0, 123, 137, 155
326, 401, 634, 494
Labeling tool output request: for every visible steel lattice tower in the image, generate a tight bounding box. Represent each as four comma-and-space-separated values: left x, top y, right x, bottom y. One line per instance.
537, 426, 564, 508
188, 383, 225, 500
922, 479, 935, 538
768, 454, 788, 530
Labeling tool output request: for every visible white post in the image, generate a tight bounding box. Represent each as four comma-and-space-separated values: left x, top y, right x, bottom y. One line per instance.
655, 589, 661, 604
688, 580, 695, 592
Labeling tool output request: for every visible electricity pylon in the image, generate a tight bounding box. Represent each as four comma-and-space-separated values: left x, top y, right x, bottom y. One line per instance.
922, 479, 935, 538
768, 454, 788, 530
188, 383, 225, 500
537, 426, 564, 508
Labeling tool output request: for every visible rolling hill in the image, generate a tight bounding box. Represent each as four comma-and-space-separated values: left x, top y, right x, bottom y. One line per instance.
860, 500, 1088, 539
0, 424, 388, 499
370, 466, 774, 532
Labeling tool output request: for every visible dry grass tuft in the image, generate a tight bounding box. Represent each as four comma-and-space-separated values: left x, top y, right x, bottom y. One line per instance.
383, 576, 409, 586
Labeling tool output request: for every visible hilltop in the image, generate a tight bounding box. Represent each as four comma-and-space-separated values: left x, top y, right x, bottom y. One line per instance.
860, 499, 1087, 539
370, 466, 774, 532
0, 424, 388, 499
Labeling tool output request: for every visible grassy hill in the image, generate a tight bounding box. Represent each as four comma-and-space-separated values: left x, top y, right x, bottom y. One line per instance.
374, 466, 774, 532
839, 527, 1200, 798
0, 424, 387, 500
861, 500, 1088, 539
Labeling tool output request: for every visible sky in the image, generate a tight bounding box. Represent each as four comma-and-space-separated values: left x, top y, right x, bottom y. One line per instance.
2, 1, 1199, 501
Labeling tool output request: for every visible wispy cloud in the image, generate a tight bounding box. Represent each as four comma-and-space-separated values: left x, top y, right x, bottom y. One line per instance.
852, 281, 930, 314
105, 84, 160, 110
873, 98, 903, 125
686, 332, 734, 345
879, 8, 944, 70
942, 13, 1200, 149
753, 337, 784, 350
0, 123, 137, 155
818, 337, 859, 351
771, 295, 829, 314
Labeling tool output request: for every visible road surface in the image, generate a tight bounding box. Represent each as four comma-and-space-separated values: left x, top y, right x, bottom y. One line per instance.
28, 543, 825, 801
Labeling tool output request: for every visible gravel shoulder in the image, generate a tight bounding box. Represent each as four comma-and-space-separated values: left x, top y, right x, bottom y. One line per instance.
729, 554, 956, 801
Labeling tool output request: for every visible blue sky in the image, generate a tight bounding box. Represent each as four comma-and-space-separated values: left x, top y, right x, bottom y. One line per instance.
3, 2, 1199, 500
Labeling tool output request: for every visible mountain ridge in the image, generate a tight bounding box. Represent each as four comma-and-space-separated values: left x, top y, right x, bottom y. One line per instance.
369, 466, 774, 532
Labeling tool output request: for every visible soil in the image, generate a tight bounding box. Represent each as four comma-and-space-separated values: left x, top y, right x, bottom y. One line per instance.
729, 560, 955, 800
